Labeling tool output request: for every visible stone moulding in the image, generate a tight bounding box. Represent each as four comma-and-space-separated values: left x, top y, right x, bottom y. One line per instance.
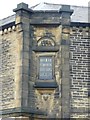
0, 107, 47, 116
32, 46, 59, 52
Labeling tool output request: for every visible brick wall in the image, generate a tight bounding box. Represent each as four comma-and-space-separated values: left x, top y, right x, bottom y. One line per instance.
70, 26, 89, 118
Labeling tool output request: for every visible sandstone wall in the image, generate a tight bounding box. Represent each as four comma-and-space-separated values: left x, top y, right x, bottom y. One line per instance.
0, 25, 22, 112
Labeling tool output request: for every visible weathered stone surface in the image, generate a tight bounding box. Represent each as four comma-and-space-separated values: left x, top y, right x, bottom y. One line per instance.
0, 2, 90, 119
70, 27, 89, 118
0, 26, 22, 111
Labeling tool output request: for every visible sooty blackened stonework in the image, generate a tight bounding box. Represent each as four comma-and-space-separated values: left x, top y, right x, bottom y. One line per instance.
0, 2, 90, 119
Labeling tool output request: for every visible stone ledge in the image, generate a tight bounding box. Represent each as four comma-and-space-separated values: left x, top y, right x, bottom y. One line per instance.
32, 46, 59, 52
34, 81, 58, 88
0, 107, 46, 116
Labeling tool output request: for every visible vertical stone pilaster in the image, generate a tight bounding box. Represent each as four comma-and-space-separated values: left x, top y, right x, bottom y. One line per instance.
88, 3, 90, 118
13, 2, 32, 113
0, 24, 2, 119
59, 5, 73, 118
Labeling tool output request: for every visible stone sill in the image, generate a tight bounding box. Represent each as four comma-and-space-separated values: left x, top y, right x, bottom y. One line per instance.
34, 81, 57, 89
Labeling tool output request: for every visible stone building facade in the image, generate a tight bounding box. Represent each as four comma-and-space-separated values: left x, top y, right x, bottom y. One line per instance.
0, 2, 90, 119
